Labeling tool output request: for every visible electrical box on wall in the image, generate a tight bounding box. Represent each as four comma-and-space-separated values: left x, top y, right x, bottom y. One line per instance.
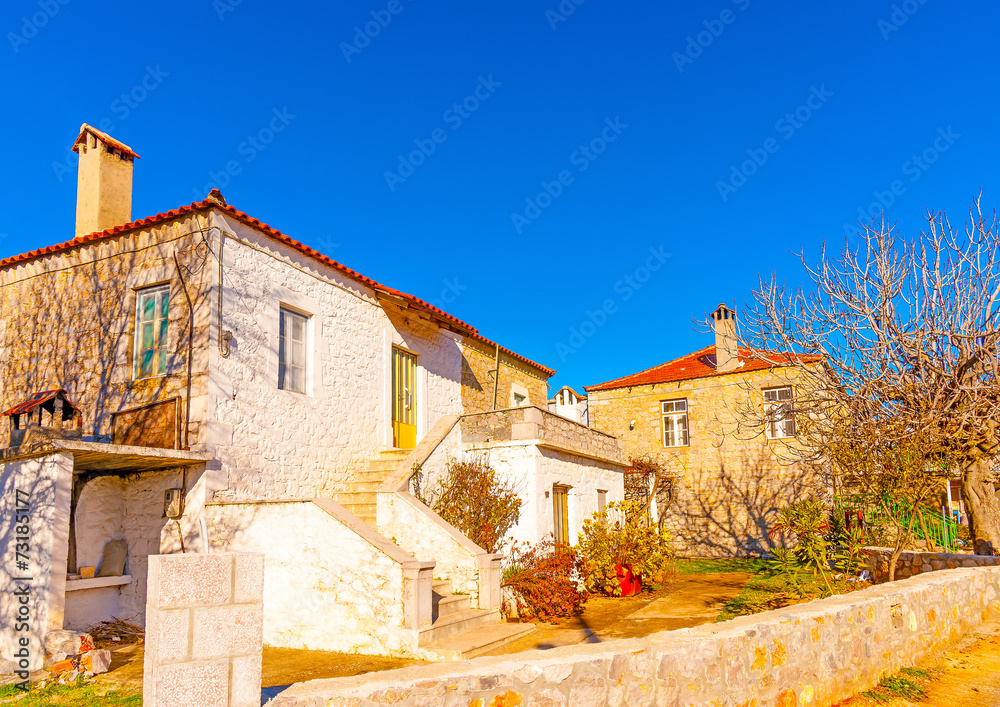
164, 488, 184, 519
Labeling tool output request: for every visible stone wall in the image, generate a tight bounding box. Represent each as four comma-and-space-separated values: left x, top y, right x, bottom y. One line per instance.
204, 499, 434, 657
866, 546, 1000, 582
143, 552, 264, 707
461, 406, 623, 465
0, 214, 214, 444
0, 452, 73, 671
461, 337, 550, 415
268, 566, 1000, 707
587, 367, 829, 556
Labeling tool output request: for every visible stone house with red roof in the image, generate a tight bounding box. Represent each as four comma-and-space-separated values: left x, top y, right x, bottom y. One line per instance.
585, 304, 829, 557
0, 125, 624, 668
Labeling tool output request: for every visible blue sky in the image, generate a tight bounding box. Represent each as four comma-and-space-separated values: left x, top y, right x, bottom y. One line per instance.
1, 1, 997, 393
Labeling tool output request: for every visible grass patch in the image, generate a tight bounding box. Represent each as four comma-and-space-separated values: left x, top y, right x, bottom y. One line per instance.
714, 571, 866, 622
0, 681, 141, 706
862, 673, 927, 702
674, 558, 766, 575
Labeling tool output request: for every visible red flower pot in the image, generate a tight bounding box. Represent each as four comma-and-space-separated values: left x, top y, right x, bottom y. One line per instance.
615, 565, 642, 596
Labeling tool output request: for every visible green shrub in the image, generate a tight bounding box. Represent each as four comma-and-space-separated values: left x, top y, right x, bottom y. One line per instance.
578, 500, 672, 596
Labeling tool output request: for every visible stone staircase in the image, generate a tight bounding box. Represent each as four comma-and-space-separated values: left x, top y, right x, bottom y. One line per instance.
336, 448, 535, 660
420, 580, 534, 660
334, 449, 411, 528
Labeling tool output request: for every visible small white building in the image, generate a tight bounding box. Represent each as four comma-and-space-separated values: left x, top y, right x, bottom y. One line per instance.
548, 385, 589, 426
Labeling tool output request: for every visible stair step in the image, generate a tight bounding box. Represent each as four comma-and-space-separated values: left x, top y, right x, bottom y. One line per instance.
418, 609, 498, 646
337, 491, 376, 503
422, 622, 536, 661
432, 580, 453, 596
353, 470, 392, 482
433, 593, 471, 620
344, 481, 382, 492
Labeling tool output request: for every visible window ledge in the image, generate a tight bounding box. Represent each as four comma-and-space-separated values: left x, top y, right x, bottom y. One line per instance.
65, 575, 132, 592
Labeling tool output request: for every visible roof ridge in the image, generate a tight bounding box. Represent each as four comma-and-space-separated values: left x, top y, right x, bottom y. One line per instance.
0, 198, 556, 377
584, 344, 716, 391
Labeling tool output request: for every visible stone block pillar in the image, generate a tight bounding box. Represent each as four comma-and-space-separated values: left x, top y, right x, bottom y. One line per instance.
143, 552, 264, 707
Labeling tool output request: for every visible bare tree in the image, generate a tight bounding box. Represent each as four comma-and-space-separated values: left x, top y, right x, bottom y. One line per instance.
732, 197, 1000, 553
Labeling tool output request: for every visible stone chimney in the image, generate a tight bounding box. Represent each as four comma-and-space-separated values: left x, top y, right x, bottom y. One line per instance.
72, 124, 139, 238
712, 303, 739, 372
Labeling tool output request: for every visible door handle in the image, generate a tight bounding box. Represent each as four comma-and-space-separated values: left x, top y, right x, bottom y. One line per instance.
405, 388, 411, 410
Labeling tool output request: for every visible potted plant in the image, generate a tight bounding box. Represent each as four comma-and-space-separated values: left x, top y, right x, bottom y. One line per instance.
579, 500, 672, 597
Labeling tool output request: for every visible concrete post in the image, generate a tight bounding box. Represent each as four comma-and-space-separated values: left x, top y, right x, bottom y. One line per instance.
143, 552, 264, 707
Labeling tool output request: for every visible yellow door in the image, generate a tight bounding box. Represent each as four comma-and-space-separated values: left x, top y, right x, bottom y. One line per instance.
392, 348, 418, 449
553, 485, 570, 544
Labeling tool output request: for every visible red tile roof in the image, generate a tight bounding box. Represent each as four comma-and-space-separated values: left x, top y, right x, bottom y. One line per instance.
584, 345, 822, 392
2, 389, 81, 417
0, 198, 555, 377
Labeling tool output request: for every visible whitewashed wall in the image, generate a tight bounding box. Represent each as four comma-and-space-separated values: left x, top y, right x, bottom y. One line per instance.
0, 452, 73, 671
205, 214, 463, 501
474, 444, 624, 548
69, 464, 211, 628
205, 500, 427, 657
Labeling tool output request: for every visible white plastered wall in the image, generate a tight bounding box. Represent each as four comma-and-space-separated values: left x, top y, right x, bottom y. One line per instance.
205, 214, 463, 501
0, 452, 73, 671
66, 463, 209, 630
470, 443, 625, 548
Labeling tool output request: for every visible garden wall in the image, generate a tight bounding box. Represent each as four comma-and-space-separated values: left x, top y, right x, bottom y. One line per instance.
866, 546, 1000, 582
267, 566, 1000, 707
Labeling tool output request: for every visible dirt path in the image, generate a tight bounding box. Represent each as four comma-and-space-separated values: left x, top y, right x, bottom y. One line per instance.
481, 571, 750, 655
836, 621, 1000, 706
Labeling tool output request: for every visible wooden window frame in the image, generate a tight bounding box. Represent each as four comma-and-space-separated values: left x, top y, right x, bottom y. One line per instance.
661, 399, 689, 448
763, 386, 795, 439
278, 307, 309, 394
134, 283, 170, 380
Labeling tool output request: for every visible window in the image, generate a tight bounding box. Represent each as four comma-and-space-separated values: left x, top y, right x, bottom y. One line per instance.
764, 387, 795, 439
513, 393, 526, 407
597, 490, 607, 513
279, 308, 308, 393
553, 485, 570, 543
661, 399, 689, 447
135, 284, 169, 379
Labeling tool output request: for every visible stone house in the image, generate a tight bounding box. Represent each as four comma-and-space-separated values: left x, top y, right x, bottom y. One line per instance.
584, 304, 829, 557
0, 125, 624, 669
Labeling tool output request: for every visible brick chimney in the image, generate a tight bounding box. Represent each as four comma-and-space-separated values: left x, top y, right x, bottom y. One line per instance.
712, 303, 739, 372
72, 124, 139, 238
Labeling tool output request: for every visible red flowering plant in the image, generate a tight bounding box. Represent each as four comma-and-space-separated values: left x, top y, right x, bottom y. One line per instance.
501, 536, 587, 622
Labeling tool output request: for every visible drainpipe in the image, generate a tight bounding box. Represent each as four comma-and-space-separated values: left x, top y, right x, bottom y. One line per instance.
492, 343, 501, 410
217, 229, 232, 357
173, 252, 195, 450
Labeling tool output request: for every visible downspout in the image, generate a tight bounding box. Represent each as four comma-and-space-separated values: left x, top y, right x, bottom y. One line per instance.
492, 343, 501, 410
217, 228, 232, 357
173, 252, 194, 450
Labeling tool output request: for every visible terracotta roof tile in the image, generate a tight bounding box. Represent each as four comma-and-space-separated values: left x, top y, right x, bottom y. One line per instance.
73, 123, 140, 160
0, 199, 555, 378
584, 345, 821, 392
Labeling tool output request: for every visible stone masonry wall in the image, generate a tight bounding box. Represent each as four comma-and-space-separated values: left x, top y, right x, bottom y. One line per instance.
269, 566, 1000, 707
461, 337, 549, 414
0, 214, 214, 444
461, 407, 623, 464
866, 546, 1000, 582
143, 552, 264, 707
587, 367, 829, 556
